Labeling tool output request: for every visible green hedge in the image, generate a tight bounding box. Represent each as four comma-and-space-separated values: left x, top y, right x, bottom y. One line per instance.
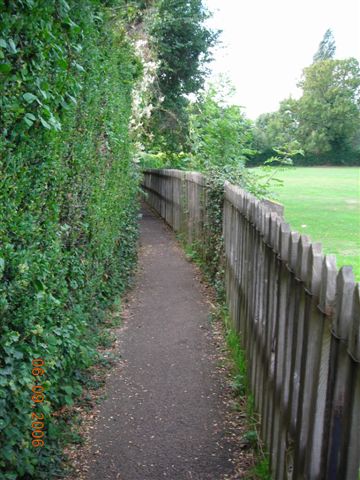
248, 149, 360, 166
0, 1, 141, 477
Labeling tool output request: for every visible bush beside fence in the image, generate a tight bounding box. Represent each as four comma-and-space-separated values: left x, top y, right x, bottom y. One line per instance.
142, 168, 360, 480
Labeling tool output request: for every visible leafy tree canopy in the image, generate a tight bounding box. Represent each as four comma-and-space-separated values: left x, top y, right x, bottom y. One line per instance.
297, 57, 360, 154
313, 28, 336, 63
254, 97, 299, 152
188, 80, 254, 171
254, 56, 360, 163
147, 0, 219, 153
151, 0, 218, 100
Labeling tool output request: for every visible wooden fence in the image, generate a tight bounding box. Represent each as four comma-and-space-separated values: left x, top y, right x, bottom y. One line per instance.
142, 168, 360, 480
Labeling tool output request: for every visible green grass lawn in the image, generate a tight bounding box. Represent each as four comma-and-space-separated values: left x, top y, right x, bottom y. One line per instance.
259, 167, 360, 280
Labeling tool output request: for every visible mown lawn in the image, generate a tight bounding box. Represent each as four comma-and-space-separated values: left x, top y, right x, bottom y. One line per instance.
261, 167, 360, 280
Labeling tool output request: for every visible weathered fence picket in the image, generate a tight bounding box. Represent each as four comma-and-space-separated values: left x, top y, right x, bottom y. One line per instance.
142, 168, 360, 480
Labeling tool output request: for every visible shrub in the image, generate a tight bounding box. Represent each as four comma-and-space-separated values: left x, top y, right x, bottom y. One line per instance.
0, 1, 141, 477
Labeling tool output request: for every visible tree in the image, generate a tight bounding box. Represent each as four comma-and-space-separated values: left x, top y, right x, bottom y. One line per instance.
188, 81, 254, 171
148, 0, 219, 153
313, 29, 336, 62
254, 97, 299, 152
297, 58, 360, 155
253, 32, 360, 163
151, 0, 218, 99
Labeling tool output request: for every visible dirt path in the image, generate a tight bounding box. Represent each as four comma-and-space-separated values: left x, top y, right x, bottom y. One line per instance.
82, 204, 245, 480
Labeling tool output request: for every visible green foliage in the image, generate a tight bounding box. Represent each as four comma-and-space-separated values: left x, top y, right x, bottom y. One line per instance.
1, 0, 88, 141
297, 58, 360, 155
201, 171, 227, 297
253, 98, 299, 153
151, 0, 217, 99
253, 57, 360, 164
250, 456, 272, 480
221, 308, 271, 479
265, 142, 303, 166
245, 142, 301, 198
188, 81, 255, 171
313, 29, 336, 63
146, 0, 218, 153
120, 0, 152, 22
178, 81, 280, 201
0, 1, 141, 477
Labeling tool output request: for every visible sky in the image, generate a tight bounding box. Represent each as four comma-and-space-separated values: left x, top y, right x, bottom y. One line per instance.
203, 0, 360, 119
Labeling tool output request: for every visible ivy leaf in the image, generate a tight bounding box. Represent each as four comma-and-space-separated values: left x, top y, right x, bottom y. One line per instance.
61, 100, 70, 110
24, 116, 34, 127
62, 385, 73, 395
2, 446, 15, 461
13, 350, 23, 360
48, 293, 61, 305
0, 39, 7, 48
7, 39, 17, 54
33, 278, 46, 292
24, 113, 36, 127
0, 418, 9, 430
57, 58, 68, 71
73, 62, 85, 72
67, 94, 77, 105
39, 89, 48, 100
64, 395, 74, 405
23, 92, 38, 103
48, 115, 62, 131
39, 116, 51, 129
45, 335, 58, 346
0, 366, 13, 376
0, 258, 4, 278
0, 63, 12, 74
59, 0, 70, 12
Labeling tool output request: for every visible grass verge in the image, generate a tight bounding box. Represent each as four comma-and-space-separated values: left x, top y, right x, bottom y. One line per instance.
254, 167, 360, 279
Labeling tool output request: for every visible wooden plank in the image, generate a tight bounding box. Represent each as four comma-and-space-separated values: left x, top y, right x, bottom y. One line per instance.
305, 253, 335, 479
348, 282, 360, 362
253, 206, 264, 413
344, 358, 360, 479
260, 213, 273, 444
257, 206, 268, 442
233, 206, 241, 332
272, 222, 291, 480
229, 201, 237, 330
237, 194, 247, 340
265, 214, 278, 459
325, 267, 355, 479
343, 284, 360, 480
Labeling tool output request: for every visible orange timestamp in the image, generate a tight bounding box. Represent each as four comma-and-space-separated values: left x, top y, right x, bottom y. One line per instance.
31, 358, 46, 448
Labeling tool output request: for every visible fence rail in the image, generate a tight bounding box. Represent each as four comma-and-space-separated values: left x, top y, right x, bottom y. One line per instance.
142, 168, 360, 480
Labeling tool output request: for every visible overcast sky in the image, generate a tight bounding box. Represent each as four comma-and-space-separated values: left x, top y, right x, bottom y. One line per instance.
204, 0, 360, 119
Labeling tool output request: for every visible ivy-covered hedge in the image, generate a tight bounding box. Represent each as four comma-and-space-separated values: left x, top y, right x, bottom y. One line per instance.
0, 1, 141, 477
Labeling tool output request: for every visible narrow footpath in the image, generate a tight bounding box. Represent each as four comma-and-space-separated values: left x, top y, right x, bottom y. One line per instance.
81, 204, 246, 479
